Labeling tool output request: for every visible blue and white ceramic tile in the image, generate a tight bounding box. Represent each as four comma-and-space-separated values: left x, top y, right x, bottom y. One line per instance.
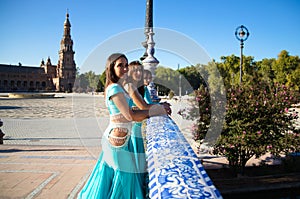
145, 116, 222, 199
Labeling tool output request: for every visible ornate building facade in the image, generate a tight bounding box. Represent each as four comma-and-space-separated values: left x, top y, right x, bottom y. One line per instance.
0, 12, 76, 92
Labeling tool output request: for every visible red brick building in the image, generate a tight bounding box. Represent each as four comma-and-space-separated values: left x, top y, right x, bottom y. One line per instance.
0, 12, 76, 92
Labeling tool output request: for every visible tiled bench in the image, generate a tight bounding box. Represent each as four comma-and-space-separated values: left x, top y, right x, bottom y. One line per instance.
145, 116, 222, 199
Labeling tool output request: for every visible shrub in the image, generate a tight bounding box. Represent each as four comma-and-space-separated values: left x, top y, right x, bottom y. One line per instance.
181, 81, 300, 175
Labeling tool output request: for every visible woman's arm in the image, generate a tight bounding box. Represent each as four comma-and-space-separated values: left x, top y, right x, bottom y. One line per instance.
127, 83, 168, 112
124, 83, 150, 110
132, 89, 173, 115
132, 89, 153, 110
111, 92, 165, 122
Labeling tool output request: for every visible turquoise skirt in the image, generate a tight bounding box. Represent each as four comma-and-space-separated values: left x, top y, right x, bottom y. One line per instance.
129, 122, 148, 197
77, 123, 145, 199
130, 122, 146, 173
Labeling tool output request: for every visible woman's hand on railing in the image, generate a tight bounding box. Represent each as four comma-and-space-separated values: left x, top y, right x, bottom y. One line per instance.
160, 102, 172, 115
148, 104, 169, 117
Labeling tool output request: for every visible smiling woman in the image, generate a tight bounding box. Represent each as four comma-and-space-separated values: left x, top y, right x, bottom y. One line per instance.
77, 53, 167, 198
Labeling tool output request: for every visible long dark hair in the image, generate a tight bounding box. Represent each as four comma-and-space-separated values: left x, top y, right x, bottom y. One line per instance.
105, 53, 128, 89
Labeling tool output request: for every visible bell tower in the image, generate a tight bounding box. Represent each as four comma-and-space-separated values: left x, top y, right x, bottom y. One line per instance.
56, 11, 76, 92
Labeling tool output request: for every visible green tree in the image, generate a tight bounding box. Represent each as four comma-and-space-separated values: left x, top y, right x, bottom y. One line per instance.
178, 65, 205, 92
76, 67, 80, 77
96, 71, 106, 92
256, 58, 275, 85
77, 74, 89, 91
84, 71, 99, 91
155, 66, 178, 95
99, 71, 106, 87
219, 55, 240, 86
272, 50, 300, 91
201, 61, 226, 95
216, 55, 256, 88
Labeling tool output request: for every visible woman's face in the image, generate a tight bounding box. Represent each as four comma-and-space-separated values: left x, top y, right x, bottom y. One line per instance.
130, 65, 143, 82
114, 57, 128, 80
144, 72, 152, 86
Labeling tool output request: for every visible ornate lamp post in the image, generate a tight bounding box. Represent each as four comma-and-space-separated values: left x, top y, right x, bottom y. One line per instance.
235, 25, 249, 84
141, 0, 160, 102
141, 0, 153, 61
142, 28, 159, 79
142, 28, 161, 102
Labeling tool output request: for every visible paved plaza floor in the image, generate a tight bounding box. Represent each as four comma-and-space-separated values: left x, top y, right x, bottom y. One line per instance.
0, 93, 108, 198
0, 144, 98, 199
1, 93, 109, 146
0, 93, 199, 198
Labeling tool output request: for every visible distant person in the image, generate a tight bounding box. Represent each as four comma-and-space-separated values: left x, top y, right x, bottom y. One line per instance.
77, 53, 166, 199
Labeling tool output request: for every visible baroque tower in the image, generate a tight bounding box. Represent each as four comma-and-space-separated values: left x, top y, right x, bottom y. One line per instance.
54, 12, 76, 92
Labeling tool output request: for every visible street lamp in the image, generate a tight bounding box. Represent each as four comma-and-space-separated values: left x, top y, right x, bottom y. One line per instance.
235, 25, 249, 84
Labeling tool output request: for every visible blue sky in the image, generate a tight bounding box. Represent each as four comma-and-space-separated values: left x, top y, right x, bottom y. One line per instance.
0, 0, 299, 74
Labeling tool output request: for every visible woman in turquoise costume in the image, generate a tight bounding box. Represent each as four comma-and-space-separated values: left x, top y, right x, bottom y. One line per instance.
123, 61, 171, 192
77, 53, 166, 199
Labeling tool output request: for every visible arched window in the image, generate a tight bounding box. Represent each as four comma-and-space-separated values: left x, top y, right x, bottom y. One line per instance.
42, 82, 46, 88
36, 81, 40, 89
17, 81, 21, 87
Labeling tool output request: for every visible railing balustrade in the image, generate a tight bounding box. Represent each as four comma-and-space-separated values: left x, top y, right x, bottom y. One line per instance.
145, 116, 222, 199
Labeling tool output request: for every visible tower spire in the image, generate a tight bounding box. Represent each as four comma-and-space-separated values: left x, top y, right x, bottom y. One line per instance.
60, 11, 73, 53
55, 11, 76, 92
64, 11, 71, 37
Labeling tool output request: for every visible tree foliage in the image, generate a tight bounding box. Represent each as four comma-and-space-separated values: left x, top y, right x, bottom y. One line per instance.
180, 50, 300, 175
73, 70, 101, 93
214, 81, 299, 174
271, 50, 300, 90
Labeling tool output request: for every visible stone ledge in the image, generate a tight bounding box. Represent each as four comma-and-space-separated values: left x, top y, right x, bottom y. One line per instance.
8, 93, 55, 98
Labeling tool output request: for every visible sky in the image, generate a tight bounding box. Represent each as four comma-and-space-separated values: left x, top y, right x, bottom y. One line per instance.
0, 0, 299, 74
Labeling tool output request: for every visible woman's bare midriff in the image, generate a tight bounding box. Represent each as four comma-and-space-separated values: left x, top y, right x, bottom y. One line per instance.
109, 114, 130, 146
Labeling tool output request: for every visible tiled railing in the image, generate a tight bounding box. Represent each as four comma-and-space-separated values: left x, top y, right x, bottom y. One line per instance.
145, 116, 222, 199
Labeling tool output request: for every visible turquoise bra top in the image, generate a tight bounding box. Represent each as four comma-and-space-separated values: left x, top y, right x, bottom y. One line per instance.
106, 83, 133, 115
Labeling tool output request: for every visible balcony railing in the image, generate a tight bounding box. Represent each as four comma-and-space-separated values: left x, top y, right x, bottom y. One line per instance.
145, 115, 222, 199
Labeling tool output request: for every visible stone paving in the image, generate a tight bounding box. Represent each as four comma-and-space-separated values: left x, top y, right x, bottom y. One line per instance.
0, 93, 108, 119
0, 93, 197, 198
0, 93, 108, 198
0, 145, 99, 199
1, 93, 109, 148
